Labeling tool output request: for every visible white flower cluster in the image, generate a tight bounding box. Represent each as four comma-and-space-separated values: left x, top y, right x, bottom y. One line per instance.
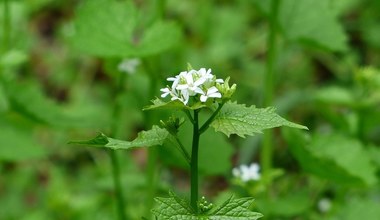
160, 68, 224, 105
232, 163, 261, 182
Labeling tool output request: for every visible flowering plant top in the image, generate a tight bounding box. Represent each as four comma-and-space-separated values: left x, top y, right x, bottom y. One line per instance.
160, 66, 236, 107
71, 64, 307, 219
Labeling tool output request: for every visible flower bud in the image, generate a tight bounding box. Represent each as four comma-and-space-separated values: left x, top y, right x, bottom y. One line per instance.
216, 77, 236, 100
160, 116, 184, 135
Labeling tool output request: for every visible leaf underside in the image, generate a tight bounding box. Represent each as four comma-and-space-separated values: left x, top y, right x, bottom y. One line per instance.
69, 125, 169, 150
143, 98, 205, 111
211, 101, 307, 137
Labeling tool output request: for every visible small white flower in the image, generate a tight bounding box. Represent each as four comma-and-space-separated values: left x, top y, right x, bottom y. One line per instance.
232, 163, 261, 182
118, 58, 140, 74
160, 66, 228, 106
200, 86, 222, 102
176, 71, 205, 95
160, 88, 171, 98
318, 198, 332, 213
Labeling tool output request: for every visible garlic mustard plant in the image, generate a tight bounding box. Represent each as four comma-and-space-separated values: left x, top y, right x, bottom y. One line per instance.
71, 64, 307, 219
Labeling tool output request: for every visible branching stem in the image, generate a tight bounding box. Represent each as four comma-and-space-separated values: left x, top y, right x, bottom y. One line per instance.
199, 101, 225, 134
184, 109, 195, 124
174, 136, 191, 164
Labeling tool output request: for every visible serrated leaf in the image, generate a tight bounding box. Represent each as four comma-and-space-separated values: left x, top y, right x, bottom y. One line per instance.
70, 125, 169, 150
152, 196, 197, 220
210, 197, 263, 220
284, 130, 378, 186
152, 193, 262, 220
279, 0, 348, 51
70, 0, 181, 57
211, 101, 307, 137
143, 98, 205, 111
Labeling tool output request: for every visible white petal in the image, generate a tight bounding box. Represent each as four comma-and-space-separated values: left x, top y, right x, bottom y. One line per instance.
160, 88, 170, 92
216, 79, 224, 83
172, 78, 180, 90
167, 77, 177, 81
200, 95, 208, 102
194, 87, 204, 95
207, 86, 219, 94
176, 84, 189, 90
161, 93, 169, 98
194, 77, 206, 86
185, 72, 194, 84
208, 92, 221, 98
198, 68, 206, 75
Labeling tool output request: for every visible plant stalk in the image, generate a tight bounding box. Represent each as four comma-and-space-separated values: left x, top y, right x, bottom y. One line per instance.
109, 70, 127, 220
190, 109, 200, 213
142, 58, 160, 217
108, 149, 127, 220
262, 0, 280, 189
3, 0, 10, 53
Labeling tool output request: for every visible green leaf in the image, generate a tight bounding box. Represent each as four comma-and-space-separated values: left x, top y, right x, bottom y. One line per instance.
284, 130, 378, 186
70, 0, 181, 57
257, 191, 312, 217
211, 101, 307, 137
70, 125, 169, 150
210, 196, 263, 219
314, 86, 355, 106
279, 0, 348, 51
0, 119, 47, 161
152, 192, 263, 219
143, 98, 205, 111
334, 197, 380, 220
0, 50, 28, 68
4, 82, 84, 128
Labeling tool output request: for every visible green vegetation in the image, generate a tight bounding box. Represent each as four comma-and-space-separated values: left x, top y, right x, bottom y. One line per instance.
1, 0, 380, 219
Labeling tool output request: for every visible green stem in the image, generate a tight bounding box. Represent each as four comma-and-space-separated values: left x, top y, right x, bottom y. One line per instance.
146, 146, 158, 215
184, 109, 195, 124
142, 58, 159, 217
3, 0, 10, 53
108, 149, 127, 220
261, 0, 280, 189
199, 101, 225, 134
109, 71, 127, 220
190, 109, 200, 213
155, 0, 166, 19
174, 136, 191, 164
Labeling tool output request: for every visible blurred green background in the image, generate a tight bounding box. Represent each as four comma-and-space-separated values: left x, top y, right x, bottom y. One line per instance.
1, 0, 380, 219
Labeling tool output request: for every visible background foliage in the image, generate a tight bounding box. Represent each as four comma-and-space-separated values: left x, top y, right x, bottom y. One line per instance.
1, 0, 380, 219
